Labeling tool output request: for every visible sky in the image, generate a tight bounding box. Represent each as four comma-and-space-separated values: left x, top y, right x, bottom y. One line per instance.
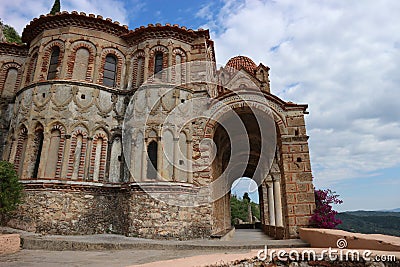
1, 0, 399, 211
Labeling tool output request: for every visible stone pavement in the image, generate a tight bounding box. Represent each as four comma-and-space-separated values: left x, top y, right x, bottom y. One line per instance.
0, 228, 309, 266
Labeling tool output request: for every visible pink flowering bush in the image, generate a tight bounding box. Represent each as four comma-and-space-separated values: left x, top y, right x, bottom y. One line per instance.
310, 189, 343, 229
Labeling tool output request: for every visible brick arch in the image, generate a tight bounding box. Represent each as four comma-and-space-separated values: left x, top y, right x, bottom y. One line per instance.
66, 40, 96, 81
0, 62, 23, 96
40, 40, 65, 81
24, 47, 39, 86
98, 48, 125, 88
131, 50, 145, 88
149, 45, 168, 77
204, 100, 287, 144
89, 129, 109, 181
46, 122, 66, 178
67, 125, 89, 180
14, 124, 28, 176
172, 48, 187, 84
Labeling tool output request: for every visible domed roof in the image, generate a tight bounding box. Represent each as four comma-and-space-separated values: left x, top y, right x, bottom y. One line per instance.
226, 56, 257, 73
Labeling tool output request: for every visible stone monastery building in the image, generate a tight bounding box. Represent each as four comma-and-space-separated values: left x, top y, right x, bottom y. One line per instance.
0, 11, 315, 239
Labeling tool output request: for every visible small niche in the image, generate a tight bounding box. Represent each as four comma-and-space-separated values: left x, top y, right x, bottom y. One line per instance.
297, 157, 302, 162
42, 93, 46, 98
81, 94, 86, 99
179, 159, 184, 165
118, 155, 122, 162
181, 99, 185, 103
294, 129, 299, 136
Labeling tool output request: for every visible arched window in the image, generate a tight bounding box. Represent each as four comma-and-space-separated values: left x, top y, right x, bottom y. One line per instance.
47, 46, 60, 80
44, 129, 61, 178
103, 54, 117, 87
154, 53, 163, 74
136, 56, 144, 87
72, 48, 90, 81
109, 137, 122, 182
14, 126, 28, 177
147, 141, 158, 179
1, 67, 18, 98
28, 54, 38, 83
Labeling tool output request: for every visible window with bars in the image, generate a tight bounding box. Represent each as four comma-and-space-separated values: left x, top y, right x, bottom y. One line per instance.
103, 54, 117, 87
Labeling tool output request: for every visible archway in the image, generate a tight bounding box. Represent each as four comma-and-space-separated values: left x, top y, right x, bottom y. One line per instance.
211, 105, 279, 236
230, 177, 260, 226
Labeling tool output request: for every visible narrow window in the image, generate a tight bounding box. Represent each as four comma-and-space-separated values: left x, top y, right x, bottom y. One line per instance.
103, 54, 117, 87
147, 141, 158, 179
154, 53, 163, 74
136, 56, 144, 87
29, 54, 38, 83
47, 46, 60, 80
32, 128, 44, 178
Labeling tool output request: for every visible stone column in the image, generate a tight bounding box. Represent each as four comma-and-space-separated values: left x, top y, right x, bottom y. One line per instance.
273, 177, 284, 227
21, 133, 34, 179
267, 181, 275, 226
141, 141, 147, 181
93, 52, 102, 84
37, 132, 51, 178
60, 135, 71, 179
9, 137, 17, 164
167, 41, 173, 83
157, 137, 162, 180
187, 139, 193, 183
143, 46, 150, 81
84, 137, 93, 180
172, 137, 178, 181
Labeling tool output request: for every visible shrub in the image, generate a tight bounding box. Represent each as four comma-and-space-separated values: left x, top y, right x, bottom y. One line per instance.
0, 161, 23, 221
310, 189, 343, 229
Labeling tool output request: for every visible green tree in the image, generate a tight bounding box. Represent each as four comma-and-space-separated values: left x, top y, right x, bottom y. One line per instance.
0, 20, 22, 44
230, 193, 260, 225
0, 161, 23, 223
50, 0, 61, 15
243, 192, 250, 202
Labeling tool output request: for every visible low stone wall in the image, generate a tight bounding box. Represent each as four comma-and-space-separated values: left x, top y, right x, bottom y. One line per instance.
6, 183, 212, 240
0, 234, 20, 254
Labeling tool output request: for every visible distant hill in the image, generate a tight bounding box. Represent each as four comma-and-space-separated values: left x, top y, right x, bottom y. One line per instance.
383, 208, 400, 213
337, 211, 400, 237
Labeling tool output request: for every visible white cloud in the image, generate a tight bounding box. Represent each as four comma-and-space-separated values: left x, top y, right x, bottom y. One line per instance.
205, 0, 400, 186
0, 0, 129, 34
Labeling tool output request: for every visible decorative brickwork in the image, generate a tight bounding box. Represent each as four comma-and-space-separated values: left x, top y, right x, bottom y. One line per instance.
39, 40, 65, 81
88, 130, 108, 181
24, 51, 38, 86
66, 41, 96, 82
131, 50, 145, 88
67, 127, 88, 180
13, 125, 28, 176
98, 48, 125, 89
49, 123, 66, 178
0, 12, 315, 240
0, 62, 23, 97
